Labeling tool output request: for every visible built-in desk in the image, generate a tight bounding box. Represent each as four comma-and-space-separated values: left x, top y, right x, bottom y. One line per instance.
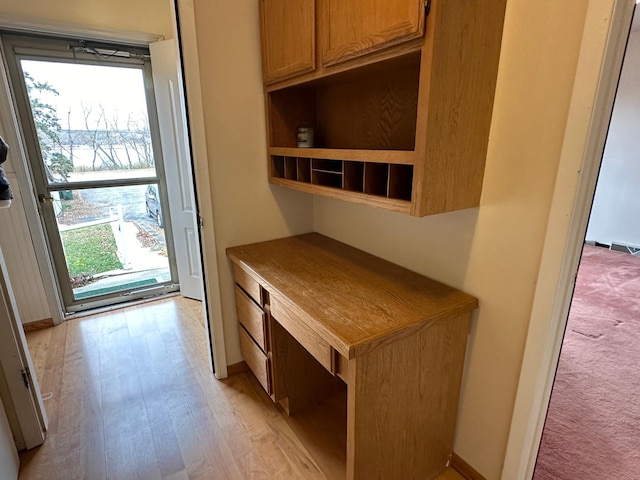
226, 233, 478, 480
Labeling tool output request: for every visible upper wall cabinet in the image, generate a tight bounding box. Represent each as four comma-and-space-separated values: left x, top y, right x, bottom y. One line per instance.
260, 0, 316, 84
259, 0, 508, 217
319, 0, 427, 67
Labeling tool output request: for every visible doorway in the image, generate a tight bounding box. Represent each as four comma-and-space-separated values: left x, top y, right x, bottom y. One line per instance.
2, 33, 182, 313
533, 6, 640, 479
501, 2, 638, 479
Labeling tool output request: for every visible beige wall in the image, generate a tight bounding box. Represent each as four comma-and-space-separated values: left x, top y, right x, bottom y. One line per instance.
313, 1, 589, 478
0, 0, 173, 40
192, 0, 314, 364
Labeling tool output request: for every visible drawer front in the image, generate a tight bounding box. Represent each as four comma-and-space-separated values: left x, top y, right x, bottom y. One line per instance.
232, 263, 262, 305
239, 325, 271, 395
270, 297, 334, 373
235, 285, 267, 351
335, 352, 349, 382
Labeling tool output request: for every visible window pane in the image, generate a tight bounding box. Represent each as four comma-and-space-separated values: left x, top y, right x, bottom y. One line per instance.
21, 60, 157, 184
53, 185, 170, 300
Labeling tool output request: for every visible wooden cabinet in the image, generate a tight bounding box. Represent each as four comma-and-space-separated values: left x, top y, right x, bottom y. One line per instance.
259, 0, 507, 216
259, 0, 316, 84
227, 233, 478, 480
319, 0, 427, 66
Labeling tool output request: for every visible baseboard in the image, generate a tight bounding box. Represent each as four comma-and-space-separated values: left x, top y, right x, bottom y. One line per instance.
227, 360, 249, 375
452, 453, 487, 480
22, 318, 54, 332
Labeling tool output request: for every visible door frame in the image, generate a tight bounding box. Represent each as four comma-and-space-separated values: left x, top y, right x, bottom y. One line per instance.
502, 1, 636, 478
2, 33, 181, 312
173, 0, 229, 378
0, 11, 229, 377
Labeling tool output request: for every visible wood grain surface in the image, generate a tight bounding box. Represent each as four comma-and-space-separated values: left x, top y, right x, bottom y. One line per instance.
235, 286, 268, 351
260, 0, 316, 84
319, 0, 426, 66
227, 232, 478, 359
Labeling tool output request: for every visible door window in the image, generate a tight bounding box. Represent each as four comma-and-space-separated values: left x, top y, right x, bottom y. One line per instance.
2, 34, 179, 312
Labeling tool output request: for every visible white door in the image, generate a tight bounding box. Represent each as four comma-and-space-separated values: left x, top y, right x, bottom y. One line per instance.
150, 40, 203, 301
0, 246, 47, 452
0, 395, 19, 480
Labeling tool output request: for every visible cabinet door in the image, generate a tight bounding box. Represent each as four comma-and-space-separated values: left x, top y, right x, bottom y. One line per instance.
260, 0, 316, 84
320, 0, 426, 66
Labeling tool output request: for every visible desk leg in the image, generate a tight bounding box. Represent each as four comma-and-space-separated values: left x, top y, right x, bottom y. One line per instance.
346, 313, 471, 480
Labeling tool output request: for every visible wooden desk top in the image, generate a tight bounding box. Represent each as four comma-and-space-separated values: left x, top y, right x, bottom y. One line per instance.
227, 233, 478, 358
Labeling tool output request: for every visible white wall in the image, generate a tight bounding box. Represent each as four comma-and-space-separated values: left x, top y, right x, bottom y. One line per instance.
191, 0, 314, 364
586, 21, 640, 246
0, 173, 50, 324
0, 55, 52, 324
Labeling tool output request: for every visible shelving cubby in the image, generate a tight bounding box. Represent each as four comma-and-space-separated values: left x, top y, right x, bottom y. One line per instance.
272, 155, 414, 205
266, 53, 420, 212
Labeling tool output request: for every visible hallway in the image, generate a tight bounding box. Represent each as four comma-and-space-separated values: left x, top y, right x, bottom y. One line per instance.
19, 297, 327, 479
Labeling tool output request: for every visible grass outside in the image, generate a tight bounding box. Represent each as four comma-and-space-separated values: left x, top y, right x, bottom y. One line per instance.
61, 223, 123, 276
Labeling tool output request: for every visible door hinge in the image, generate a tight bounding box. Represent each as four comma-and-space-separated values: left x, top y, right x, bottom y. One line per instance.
38, 193, 54, 204
21, 368, 30, 389
198, 215, 204, 228
425, 0, 431, 16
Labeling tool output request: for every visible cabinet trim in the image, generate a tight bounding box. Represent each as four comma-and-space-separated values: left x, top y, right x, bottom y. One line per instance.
263, 61, 316, 85
270, 177, 412, 214
269, 147, 415, 165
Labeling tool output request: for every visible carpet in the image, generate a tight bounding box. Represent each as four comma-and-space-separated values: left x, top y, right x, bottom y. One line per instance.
534, 245, 640, 480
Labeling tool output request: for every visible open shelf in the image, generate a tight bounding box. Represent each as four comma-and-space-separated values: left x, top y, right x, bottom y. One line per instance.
267, 52, 421, 151
266, 52, 421, 213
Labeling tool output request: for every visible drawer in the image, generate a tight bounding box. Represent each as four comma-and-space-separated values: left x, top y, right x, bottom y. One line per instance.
232, 263, 262, 305
270, 296, 334, 373
238, 325, 271, 395
234, 285, 267, 352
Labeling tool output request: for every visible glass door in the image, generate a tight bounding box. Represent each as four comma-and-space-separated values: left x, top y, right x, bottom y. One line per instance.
2, 34, 178, 312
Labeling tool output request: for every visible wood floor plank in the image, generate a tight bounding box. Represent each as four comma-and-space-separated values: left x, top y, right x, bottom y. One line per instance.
19, 296, 464, 480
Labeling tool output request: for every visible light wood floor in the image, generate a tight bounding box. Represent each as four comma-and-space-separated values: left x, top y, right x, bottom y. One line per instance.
19, 296, 464, 480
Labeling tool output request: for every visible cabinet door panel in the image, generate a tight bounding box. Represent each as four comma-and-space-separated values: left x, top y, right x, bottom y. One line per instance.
320, 0, 426, 66
260, 0, 316, 84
